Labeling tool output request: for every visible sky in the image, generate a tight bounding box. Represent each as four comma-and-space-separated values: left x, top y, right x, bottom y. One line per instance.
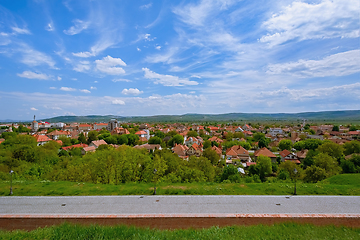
0, 0, 359, 121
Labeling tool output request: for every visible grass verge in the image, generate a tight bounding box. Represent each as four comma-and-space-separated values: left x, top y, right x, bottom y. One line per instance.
0, 223, 359, 240
1, 175, 360, 196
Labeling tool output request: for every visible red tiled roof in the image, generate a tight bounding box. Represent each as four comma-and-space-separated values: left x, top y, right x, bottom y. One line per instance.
279, 149, 291, 158
135, 130, 147, 135
254, 147, 277, 158
62, 143, 88, 151
33, 134, 51, 142
90, 140, 107, 147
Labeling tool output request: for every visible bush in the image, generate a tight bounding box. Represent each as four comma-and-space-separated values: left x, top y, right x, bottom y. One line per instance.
304, 166, 327, 183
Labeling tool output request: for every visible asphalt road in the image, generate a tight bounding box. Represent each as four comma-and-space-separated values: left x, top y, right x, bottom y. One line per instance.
1, 195, 360, 215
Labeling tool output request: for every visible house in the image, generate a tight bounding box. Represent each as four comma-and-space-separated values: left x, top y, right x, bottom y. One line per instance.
185, 136, 200, 147
208, 136, 223, 144
279, 149, 301, 164
172, 144, 189, 159
0, 138, 5, 144
93, 123, 108, 130
79, 124, 92, 132
62, 143, 88, 151
46, 130, 72, 140
226, 145, 251, 162
134, 144, 161, 151
135, 130, 150, 140
82, 146, 96, 154
89, 140, 107, 148
186, 143, 203, 157
269, 128, 283, 137
296, 149, 308, 162
211, 145, 222, 157
254, 147, 277, 162
33, 134, 52, 146
111, 127, 130, 135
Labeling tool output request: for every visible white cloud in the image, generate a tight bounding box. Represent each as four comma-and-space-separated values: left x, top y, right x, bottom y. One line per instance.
30, 107, 38, 111
73, 61, 91, 72
63, 19, 90, 35
142, 68, 199, 86
137, 47, 141, 51
19, 44, 56, 67
140, 3, 152, 10
72, 51, 94, 58
112, 99, 125, 105
95, 55, 126, 75
267, 50, 360, 78
90, 86, 97, 90
80, 89, 91, 93
260, 0, 360, 46
155, 45, 161, 50
112, 78, 132, 82
57, 76, 62, 81
45, 22, 55, 31
12, 27, 31, 35
17, 71, 50, 80
122, 88, 143, 95
60, 87, 76, 92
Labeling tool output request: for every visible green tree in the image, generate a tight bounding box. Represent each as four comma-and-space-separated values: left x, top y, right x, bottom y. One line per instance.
169, 134, 184, 147
304, 165, 327, 183
78, 133, 86, 143
317, 141, 343, 161
126, 134, 139, 146
340, 160, 356, 173
154, 131, 165, 139
313, 153, 341, 177
220, 164, 240, 183
87, 131, 98, 144
332, 125, 339, 131
117, 134, 129, 145
148, 136, 162, 144
278, 139, 293, 151
256, 155, 272, 182
343, 141, 360, 155
187, 131, 198, 137
202, 148, 220, 165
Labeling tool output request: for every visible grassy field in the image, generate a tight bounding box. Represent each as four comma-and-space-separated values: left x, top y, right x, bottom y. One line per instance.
1, 174, 360, 196
0, 223, 359, 240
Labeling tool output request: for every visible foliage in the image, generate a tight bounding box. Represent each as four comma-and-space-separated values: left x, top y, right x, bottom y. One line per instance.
187, 130, 198, 137
87, 131, 98, 144
154, 131, 165, 139
78, 133, 86, 143
343, 141, 360, 155
278, 139, 293, 151
148, 136, 162, 144
202, 148, 220, 165
278, 161, 303, 180
293, 139, 323, 151
332, 125, 339, 131
313, 153, 341, 178
220, 164, 241, 183
256, 155, 272, 182
168, 134, 184, 147
304, 165, 327, 183
317, 141, 344, 161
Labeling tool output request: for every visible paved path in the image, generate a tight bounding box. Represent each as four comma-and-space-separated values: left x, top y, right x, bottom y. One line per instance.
1, 196, 360, 230
1, 195, 359, 215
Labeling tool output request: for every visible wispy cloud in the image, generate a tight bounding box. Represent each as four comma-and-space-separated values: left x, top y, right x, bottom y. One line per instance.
267, 50, 360, 78
112, 78, 132, 82
79, 89, 91, 93
60, 87, 76, 92
142, 68, 198, 86
17, 71, 50, 80
140, 3, 153, 10
11, 27, 31, 35
30, 107, 38, 111
73, 61, 91, 72
112, 99, 125, 105
18, 43, 56, 68
260, 0, 360, 46
122, 88, 143, 95
95, 55, 126, 75
63, 19, 90, 35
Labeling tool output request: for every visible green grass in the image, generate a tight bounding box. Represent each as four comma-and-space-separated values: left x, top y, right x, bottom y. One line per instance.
0, 223, 359, 240
1, 175, 360, 196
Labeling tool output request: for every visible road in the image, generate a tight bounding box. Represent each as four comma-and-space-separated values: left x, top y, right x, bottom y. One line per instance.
1, 195, 360, 230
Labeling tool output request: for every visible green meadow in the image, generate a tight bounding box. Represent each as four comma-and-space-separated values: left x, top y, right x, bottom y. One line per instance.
1, 174, 360, 196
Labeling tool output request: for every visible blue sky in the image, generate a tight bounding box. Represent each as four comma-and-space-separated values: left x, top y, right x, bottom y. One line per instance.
0, 0, 359, 120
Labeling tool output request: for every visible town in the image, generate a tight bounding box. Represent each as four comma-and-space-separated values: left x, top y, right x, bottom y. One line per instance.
1, 116, 359, 185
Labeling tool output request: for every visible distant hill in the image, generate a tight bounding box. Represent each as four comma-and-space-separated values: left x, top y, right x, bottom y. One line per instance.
2, 110, 359, 124
38, 110, 360, 123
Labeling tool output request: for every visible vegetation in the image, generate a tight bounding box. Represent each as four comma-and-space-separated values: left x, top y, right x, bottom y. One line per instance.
1, 222, 360, 239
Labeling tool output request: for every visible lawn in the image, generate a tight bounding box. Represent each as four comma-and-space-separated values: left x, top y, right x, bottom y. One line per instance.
0, 223, 359, 240
1, 174, 360, 196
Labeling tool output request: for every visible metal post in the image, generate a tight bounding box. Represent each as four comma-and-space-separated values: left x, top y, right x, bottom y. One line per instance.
293, 168, 297, 195
153, 168, 157, 195
9, 170, 14, 195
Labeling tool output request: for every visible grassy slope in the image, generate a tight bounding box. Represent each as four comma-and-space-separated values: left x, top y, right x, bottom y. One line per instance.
1, 174, 360, 196
0, 223, 359, 240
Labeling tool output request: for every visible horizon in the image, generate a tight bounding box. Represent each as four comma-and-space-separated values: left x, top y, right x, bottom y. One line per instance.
0, 0, 359, 121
